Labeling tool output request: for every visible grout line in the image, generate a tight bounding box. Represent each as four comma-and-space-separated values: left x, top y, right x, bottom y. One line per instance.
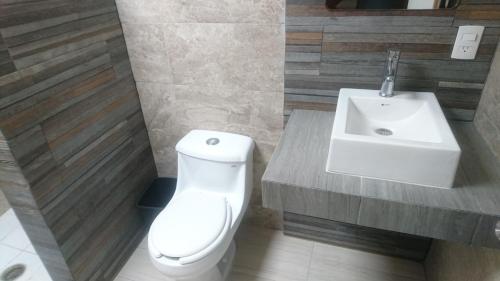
304, 242, 316, 281
0, 249, 23, 271
0, 241, 28, 252
22, 245, 36, 254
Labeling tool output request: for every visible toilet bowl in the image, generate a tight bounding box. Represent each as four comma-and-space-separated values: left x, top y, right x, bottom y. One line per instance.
148, 130, 254, 281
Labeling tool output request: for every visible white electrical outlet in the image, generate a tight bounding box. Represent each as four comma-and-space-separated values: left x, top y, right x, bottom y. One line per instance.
451, 26, 485, 60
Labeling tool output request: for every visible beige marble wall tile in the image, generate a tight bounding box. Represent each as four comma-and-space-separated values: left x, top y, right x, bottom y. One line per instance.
135, 80, 284, 227
121, 24, 167, 55
121, 23, 173, 83
116, 0, 285, 24
136, 82, 283, 176
163, 23, 285, 92
127, 55, 173, 83
115, 0, 168, 24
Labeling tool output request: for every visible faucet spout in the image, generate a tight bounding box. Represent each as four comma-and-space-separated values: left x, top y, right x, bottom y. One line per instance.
379, 49, 400, 98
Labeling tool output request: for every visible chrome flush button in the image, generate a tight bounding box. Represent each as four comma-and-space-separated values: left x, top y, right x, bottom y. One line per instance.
206, 138, 220, 145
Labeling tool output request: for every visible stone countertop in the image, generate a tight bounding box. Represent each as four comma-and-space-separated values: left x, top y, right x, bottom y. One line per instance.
262, 110, 500, 249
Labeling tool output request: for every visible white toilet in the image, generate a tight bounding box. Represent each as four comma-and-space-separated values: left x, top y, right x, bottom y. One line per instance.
148, 130, 254, 281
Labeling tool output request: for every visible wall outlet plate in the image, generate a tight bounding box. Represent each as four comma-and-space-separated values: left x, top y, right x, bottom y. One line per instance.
451, 26, 485, 60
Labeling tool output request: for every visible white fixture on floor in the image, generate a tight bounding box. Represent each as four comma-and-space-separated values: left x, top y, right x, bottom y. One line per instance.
326, 88, 461, 188
148, 130, 254, 281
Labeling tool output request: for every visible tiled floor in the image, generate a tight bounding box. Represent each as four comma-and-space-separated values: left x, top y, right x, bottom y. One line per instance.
116, 225, 426, 281
0, 209, 52, 281
0, 209, 426, 281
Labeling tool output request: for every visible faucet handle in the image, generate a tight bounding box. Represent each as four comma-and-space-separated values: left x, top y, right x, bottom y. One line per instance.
387, 49, 401, 59
385, 49, 400, 76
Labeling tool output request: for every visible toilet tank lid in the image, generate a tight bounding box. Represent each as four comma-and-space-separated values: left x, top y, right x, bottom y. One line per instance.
176, 130, 254, 163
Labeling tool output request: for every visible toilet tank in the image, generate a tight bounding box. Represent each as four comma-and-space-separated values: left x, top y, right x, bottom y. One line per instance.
175, 130, 254, 196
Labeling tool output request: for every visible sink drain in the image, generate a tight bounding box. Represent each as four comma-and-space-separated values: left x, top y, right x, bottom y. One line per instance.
375, 128, 393, 136
1, 264, 26, 281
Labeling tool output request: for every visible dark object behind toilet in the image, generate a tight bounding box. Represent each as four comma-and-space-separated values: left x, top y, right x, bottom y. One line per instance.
137, 177, 177, 222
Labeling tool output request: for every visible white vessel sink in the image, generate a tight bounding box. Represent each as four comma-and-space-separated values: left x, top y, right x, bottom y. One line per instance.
326, 88, 461, 188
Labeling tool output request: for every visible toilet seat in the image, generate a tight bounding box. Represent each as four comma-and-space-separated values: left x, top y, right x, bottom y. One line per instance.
150, 189, 232, 265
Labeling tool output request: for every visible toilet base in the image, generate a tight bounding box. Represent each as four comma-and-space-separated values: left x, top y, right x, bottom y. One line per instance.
218, 240, 236, 281
172, 240, 236, 281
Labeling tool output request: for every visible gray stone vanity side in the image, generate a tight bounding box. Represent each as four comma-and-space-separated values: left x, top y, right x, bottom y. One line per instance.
262, 109, 363, 224
262, 110, 500, 248
283, 212, 432, 261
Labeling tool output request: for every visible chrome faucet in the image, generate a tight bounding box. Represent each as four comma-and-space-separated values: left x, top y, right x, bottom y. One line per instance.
379, 49, 400, 98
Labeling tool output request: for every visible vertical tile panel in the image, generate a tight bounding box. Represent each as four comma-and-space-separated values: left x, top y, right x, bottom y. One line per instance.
0, 1, 157, 281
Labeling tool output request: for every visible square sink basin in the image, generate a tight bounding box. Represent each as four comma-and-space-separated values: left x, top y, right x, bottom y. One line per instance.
326, 88, 461, 188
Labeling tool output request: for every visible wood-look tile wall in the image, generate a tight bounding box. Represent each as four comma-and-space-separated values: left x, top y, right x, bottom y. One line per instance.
285, 0, 500, 121
0, 1, 157, 281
